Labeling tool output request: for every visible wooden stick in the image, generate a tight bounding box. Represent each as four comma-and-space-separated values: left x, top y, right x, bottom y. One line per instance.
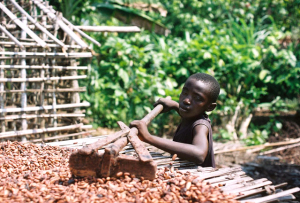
5, 24, 55, 30
239, 187, 300, 203
0, 87, 86, 93
0, 102, 90, 113
0, 123, 84, 138
203, 171, 246, 184
214, 137, 300, 154
75, 25, 141, 33
0, 75, 86, 82
0, 25, 24, 49
235, 183, 288, 200
225, 181, 273, 195
62, 17, 101, 47
0, 113, 85, 120
0, 41, 82, 48
221, 178, 269, 192
128, 96, 171, 162
211, 176, 253, 187
260, 142, 300, 155
0, 2, 47, 47
8, 0, 66, 49
32, 0, 88, 49
0, 52, 92, 57
0, 65, 88, 70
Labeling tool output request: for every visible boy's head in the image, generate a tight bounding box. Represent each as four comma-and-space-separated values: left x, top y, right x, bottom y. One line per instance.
179, 73, 220, 120
188, 73, 220, 103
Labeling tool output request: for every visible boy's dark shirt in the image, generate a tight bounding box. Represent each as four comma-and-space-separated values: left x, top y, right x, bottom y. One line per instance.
173, 114, 215, 167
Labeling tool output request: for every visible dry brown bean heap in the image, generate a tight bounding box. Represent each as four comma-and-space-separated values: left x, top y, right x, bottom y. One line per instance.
0, 141, 239, 202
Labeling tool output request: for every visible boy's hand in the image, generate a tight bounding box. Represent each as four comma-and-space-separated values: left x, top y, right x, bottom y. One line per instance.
130, 120, 151, 142
153, 98, 179, 113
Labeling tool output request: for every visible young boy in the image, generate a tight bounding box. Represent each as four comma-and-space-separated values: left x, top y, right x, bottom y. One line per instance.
130, 73, 220, 167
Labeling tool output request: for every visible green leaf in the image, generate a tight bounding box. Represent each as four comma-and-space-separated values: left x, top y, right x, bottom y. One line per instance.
118, 68, 129, 86
259, 69, 270, 80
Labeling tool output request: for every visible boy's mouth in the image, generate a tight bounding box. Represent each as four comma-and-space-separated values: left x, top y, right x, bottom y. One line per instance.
179, 106, 189, 112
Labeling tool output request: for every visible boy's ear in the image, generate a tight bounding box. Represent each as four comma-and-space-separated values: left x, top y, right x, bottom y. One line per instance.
206, 103, 217, 112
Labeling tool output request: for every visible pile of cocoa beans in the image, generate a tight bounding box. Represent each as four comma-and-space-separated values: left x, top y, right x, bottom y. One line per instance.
0, 141, 239, 202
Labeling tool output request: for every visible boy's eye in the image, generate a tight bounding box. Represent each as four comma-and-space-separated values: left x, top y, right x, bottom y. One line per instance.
194, 95, 201, 101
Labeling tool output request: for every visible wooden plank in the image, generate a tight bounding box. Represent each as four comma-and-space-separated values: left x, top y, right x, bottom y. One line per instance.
204, 171, 246, 184
239, 187, 300, 203
211, 176, 253, 187
235, 183, 288, 200
225, 181, 273, 195
221, 178, 268, 192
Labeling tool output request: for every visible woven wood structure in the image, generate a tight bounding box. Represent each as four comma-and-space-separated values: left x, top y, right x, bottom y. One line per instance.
0, 0, 100, 142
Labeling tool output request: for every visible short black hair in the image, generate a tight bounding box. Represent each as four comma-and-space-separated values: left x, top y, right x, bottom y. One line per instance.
189, 73, 220, 102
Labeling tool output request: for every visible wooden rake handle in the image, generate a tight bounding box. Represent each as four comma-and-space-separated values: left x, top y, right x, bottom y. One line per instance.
78, 96, 171, 158
128, 96, 171, 162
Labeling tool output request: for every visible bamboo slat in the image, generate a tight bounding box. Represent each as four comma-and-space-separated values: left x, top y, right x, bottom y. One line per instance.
239, 187, 300, 203
8, 0, 66, 49
0, 25, 24, 49
0, 102, 90, 113
32, 0, 88, 49
0, 65, 88, 70
0, 75, 87, 82
62, 17, 101, 47
0, 2, 47, 47
0, 87, 86, 93
0, 41, 82, 48
0, 113, 85, 120
0, 51, 92, 58
76, 25, 141, 33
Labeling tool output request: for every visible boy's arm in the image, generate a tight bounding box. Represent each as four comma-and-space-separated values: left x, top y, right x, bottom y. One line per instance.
154, 98, 180, 114
130, 121, 209, 165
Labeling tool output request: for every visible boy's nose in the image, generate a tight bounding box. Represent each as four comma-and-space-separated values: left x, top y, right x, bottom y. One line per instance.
183, 97, 191, 105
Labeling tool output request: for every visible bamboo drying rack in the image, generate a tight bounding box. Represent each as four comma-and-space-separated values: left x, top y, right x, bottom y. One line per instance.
0, 0, 140, 142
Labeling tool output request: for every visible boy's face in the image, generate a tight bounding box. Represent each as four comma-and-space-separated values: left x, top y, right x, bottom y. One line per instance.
179, 78, 216, 120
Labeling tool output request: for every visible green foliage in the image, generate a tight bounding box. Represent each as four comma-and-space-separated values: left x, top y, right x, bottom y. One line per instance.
51, 0, 300, 143
244, 119, 282, 146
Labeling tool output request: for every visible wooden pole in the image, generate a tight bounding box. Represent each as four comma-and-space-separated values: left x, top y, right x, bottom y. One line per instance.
20, 13, 28, 142
75, 25, 141, 33
0, 41, 82, 49
0, 102, 90, 113
0, 113, 85, 120
0, 75, 87, 82
0, 87, 86, 93
0, 65, 88, 70
0, 25, 24, 49
0, 51, 92, 57
62, 17, 101, 47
